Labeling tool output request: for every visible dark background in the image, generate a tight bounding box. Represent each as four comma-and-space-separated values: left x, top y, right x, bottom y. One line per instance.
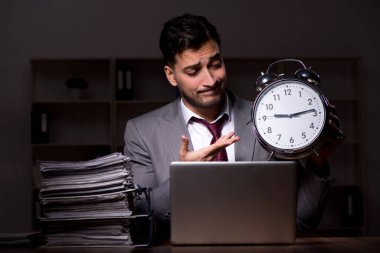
0, 0, 379, 235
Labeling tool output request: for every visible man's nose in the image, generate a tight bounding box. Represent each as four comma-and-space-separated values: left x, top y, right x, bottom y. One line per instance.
201, 69, 215, 86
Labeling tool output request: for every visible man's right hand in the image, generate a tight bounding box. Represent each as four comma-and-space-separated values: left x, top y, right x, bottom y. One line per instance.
179, 132, 240, 161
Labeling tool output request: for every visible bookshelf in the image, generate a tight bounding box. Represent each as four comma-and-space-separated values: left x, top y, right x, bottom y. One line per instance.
30, 59, 175, 161
30, 57, 363, 236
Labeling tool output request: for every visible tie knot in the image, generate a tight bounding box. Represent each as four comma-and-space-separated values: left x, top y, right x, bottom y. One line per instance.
191, 114, 228, 142
190, 114, 229, 161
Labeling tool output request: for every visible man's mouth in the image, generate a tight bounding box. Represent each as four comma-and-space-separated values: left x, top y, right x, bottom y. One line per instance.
198, 89, 217, 94
198, 84, 222, 95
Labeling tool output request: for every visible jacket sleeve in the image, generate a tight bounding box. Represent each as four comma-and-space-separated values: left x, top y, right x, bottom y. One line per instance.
124, 119, 170, 220
296, 158, 330, 230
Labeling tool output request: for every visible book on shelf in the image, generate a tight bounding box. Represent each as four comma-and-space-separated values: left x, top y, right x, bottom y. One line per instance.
116, 68, 134, 100
31, 108, 49, 143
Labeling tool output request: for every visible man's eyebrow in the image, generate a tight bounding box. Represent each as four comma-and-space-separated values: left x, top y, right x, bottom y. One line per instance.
209, 53, 222, 61
183, 62, 201, 71
182, 53, 222, 71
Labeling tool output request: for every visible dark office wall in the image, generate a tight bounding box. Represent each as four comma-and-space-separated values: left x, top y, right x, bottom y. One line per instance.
0, 0, 379, 234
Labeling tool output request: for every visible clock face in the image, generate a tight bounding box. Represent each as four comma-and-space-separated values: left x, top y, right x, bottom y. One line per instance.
253, 79, 326, 151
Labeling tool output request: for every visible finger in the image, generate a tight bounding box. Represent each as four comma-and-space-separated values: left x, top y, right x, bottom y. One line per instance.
327, 103, 337, 114
209, 132, 240, 153
179, 135, 190, 160
218, 131, 240, 142
202, 144, 222, 157
217, 133, 240, 146
328, 112, 341, 128
325, 120, 344, 144
326, 102, 341, 128
330, 119, 344, 137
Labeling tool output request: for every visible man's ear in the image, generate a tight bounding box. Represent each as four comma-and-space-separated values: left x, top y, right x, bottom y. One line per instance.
164, 65, 177, 87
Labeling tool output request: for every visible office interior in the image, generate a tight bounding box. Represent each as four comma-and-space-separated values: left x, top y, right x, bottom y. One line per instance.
0, 0, 379, 238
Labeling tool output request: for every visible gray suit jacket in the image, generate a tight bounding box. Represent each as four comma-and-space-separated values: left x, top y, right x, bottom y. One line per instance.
124, 92, 329, 230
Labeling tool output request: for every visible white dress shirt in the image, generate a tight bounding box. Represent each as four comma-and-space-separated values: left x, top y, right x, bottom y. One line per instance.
180, 95, 236, 161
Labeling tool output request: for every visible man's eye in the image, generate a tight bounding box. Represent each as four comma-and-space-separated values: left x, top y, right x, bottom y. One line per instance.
210, 61, 222, 69
186, 70, 199, 76
211, 63, 222, 69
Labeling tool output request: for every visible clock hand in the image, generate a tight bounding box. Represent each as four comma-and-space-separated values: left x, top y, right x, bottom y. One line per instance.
273, 113, 291, 118
289, 109, 316, 117
273, 109, 315, 118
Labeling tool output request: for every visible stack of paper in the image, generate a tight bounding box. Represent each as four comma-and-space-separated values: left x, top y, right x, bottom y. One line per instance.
37, 153, 136, 246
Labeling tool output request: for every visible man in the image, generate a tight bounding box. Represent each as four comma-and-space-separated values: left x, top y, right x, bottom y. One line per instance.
124, 13, 343, 238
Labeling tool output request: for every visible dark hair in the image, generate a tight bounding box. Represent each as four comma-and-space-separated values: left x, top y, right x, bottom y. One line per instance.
159, 13, 221, 66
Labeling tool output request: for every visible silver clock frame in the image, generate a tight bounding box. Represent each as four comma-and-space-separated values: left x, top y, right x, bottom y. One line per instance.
252, 78, 330, 160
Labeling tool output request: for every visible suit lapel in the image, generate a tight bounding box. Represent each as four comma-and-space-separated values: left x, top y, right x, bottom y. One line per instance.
231, 93, 272, 161
231, 94, 256, 161
158, 99, 192, 161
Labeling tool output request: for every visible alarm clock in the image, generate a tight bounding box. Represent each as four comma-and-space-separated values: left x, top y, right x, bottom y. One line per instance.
252, 59, 330, 160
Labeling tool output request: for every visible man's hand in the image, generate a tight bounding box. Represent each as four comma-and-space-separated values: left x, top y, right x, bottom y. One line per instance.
309, 103, 344, 169
179, 132, 240, 161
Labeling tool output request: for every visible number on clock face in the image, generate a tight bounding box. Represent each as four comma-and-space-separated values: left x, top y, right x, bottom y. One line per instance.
254, 80, 326, 150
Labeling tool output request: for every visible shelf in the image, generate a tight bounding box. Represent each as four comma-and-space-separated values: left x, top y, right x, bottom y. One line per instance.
31, 59, 111, 102
30, 57, 364, 235
115, 100, 172, 105
32, 145, 112, 162
115, 59, 176, 101
309, 59, 359, 101
329, 142, 362, 186
33, 100, 111, 105
298, 226, 364, 237
32, 143, 112, 147
330, 98, 361, 103
31, 103, 111, 145
318, 185, 364, 234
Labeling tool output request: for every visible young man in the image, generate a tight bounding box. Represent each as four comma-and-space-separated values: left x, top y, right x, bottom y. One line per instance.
124, 13, 343, 238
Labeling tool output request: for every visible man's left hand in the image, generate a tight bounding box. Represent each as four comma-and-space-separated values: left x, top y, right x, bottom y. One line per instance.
309, 103, 344, 169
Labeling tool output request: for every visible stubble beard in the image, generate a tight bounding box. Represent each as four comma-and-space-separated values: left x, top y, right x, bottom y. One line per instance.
179, 85, 226, 110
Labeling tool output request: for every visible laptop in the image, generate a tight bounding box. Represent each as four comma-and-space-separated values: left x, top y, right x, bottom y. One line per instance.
169, 161, 297, 245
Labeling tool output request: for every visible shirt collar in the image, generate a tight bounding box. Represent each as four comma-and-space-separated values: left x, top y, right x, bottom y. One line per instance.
180, 92, 231, 124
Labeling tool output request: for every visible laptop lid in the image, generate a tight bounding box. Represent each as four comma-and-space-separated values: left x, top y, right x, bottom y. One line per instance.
170, 161, 297, 245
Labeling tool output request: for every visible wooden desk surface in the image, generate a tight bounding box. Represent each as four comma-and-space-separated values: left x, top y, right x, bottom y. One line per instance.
1, 237, 380, 253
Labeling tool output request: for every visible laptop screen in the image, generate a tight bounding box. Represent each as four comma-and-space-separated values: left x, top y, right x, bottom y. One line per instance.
170, 161, 297, 245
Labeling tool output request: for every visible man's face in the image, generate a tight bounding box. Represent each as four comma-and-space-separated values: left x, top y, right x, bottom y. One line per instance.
164, 40, 227, 114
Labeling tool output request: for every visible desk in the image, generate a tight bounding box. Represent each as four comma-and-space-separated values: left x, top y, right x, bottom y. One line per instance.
1, 237, 379, 253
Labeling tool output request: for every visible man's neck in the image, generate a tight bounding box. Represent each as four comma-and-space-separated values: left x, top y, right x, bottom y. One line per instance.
197, 107, 223, 122
182, 95, 227, 122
